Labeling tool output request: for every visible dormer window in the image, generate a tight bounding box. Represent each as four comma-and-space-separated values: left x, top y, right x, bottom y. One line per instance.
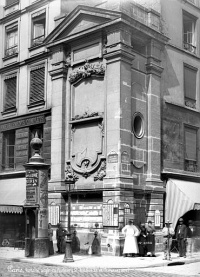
183, 11, 197, 54
31, 9, 46, 47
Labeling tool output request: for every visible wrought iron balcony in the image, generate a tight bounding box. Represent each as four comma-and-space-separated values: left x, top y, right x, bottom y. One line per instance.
5, 45, 18, 57
183, 42, 196, 54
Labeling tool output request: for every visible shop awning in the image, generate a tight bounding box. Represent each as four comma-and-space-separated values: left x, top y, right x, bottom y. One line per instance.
0, 178, 26, 214
165, 178, 200, 228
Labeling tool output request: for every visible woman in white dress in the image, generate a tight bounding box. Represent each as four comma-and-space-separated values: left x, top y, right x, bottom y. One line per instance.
122, 220, 140, 257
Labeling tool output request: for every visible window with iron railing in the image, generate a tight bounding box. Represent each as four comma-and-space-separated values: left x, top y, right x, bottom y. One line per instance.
31, 9, 46, 47
5, 23, 18, 57
183, 11, 197, 54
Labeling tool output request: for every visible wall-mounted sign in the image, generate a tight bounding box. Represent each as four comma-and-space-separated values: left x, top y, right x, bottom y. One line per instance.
108, 151, 118, 163
121, 151, 129, 163
48, 204, 60, 226
103, 203, 119, 227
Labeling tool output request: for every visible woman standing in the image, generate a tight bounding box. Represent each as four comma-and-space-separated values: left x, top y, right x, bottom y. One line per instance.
138, 223, 147, 257
146, 220, 156, 257
122, 220, 140, 257
48, 223, 54, 255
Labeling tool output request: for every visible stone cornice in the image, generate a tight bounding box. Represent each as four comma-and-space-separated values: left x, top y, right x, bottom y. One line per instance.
49, 66, 68, 80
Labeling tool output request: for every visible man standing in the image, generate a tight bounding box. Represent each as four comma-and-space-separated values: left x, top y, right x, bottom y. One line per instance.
122, 219, 140, 257
176, 218, 187, 258
187, 220, 196, 257
162, 220, 175, 260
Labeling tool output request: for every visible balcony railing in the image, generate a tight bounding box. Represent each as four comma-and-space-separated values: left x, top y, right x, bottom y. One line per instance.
183, 42, 196, 54
5, 45, 18, 57
185, 159, 197, 172
185, 98, 196, 109
31, 35, 45, 47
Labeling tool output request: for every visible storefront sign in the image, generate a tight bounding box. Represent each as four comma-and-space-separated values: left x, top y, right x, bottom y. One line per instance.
0, 115, 45, 132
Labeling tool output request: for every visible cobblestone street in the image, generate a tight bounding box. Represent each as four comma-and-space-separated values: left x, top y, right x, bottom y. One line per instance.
0, 259, 199, 277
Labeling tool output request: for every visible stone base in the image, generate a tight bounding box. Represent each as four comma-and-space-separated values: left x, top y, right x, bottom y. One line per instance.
101, 231, 124, 256
25, 238, 49, 258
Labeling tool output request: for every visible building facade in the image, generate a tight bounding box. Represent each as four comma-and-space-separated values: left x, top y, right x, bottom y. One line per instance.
0, 0, 199, 254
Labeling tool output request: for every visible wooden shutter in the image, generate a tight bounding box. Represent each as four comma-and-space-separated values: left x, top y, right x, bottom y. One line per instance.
6, 0, 18, 6
4, 76, 16, 110
185, 127, 197, 161
30, 67, 45, 104
184, 66, 197, 100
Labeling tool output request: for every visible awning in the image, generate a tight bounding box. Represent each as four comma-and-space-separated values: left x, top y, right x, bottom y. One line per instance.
165, 179, 200, 228
0, 178, 26, 214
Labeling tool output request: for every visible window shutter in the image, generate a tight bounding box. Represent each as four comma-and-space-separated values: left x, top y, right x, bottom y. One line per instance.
6, 0, 18, 6
184, 66, 196, 100
30, 67, 45, 104
185, 128, 197, 161
4, 76, 16, 110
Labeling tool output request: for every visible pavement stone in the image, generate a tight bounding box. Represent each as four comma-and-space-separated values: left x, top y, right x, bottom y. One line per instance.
0, 247, 199, 269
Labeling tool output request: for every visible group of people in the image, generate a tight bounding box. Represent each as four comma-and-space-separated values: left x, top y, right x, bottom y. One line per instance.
122, 220, 156, 257
122, 218, 197, 259
163, 218, 197, 260
48, 223, 68, 255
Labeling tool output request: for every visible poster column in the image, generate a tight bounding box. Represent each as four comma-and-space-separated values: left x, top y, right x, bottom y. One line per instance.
24, 133, 50, 258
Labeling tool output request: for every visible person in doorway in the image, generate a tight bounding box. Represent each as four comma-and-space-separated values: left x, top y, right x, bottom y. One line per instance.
146, 220, 156, 257
162, 220, 175, 260
186, 220, 196, 257
138, 223, 147, 257
176, 217, 187, 258
48, 223, 54, 255
122, 219, 140, 257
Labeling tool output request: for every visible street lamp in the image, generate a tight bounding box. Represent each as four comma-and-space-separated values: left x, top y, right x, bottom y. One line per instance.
63, 179, 75, 263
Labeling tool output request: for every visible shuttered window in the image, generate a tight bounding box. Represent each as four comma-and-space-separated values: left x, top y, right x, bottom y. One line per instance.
185, 127, 197, 161
6, 0, 18, 6
4, 75, 17, 111
184, 66, 197, 100
30, 66, 45, 105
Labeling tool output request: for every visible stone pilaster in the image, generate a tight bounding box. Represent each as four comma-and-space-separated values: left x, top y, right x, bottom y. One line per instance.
146, 39, 164, 187
49, 44, 68, 189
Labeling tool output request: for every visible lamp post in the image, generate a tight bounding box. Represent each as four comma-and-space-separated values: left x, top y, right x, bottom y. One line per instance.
63, 179, 75, 263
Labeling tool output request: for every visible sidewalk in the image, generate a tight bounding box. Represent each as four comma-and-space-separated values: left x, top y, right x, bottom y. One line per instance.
0, 247, 200, 269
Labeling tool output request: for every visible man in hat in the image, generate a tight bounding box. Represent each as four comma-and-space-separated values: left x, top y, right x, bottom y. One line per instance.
162, 220, 175, 260
176, 217, 187, 258
187, 220, 197, 257
122, 219, 140, 257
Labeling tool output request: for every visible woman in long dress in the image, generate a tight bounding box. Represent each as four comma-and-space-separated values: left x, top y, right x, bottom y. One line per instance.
146, 220, 156, 257
48, 223, 54, 255
122, 220, 140, 257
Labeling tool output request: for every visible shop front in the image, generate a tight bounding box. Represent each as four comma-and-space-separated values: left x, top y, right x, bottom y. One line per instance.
0, 178, 26, 247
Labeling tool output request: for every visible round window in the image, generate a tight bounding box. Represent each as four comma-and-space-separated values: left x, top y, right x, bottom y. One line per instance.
132, 113, 144, 138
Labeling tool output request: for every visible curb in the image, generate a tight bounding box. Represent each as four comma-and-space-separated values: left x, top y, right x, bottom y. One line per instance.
0, 256, 200, 270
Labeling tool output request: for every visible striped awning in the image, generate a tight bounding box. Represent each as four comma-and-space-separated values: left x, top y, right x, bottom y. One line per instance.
0, 178, 26, 214
165, 179, 200, 228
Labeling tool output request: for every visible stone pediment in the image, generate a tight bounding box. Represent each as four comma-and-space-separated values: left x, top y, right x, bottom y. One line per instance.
45, 5, 120, 44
